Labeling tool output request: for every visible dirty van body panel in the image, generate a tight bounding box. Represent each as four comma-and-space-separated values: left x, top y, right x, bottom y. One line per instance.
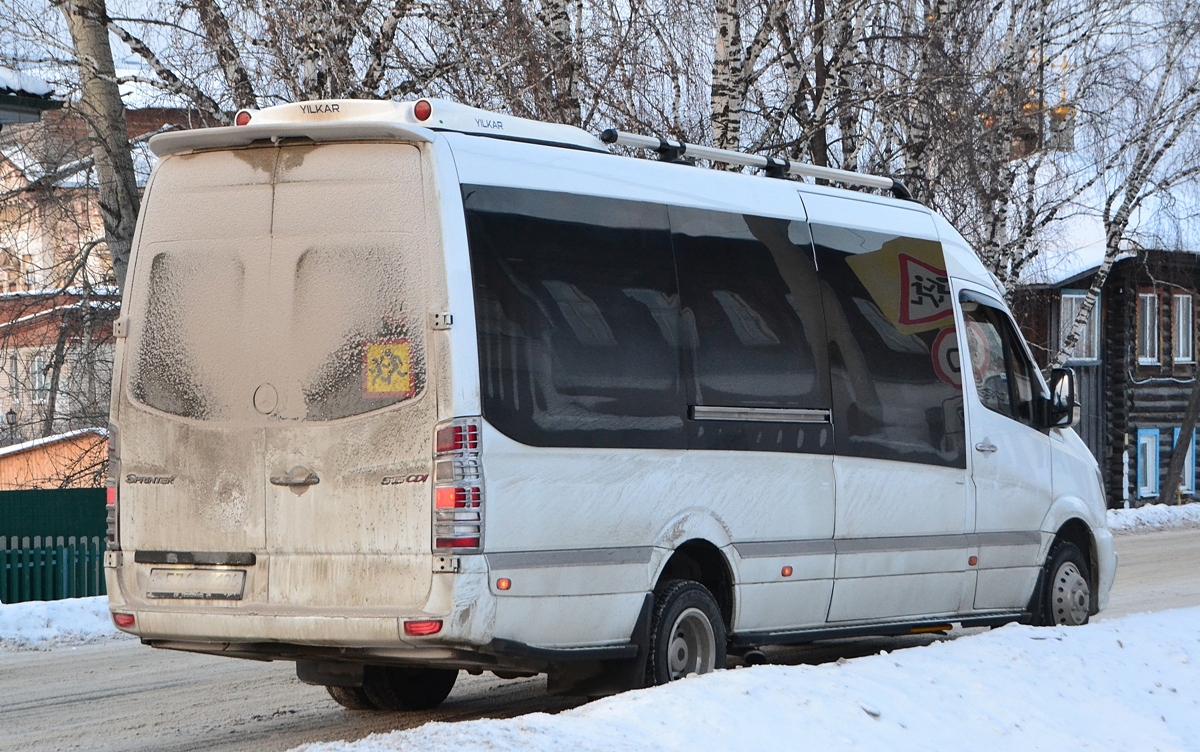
954, 281, 1051, 611
798, 193, 973, 622
116, 141, 446, 632
456, 158, 839, 642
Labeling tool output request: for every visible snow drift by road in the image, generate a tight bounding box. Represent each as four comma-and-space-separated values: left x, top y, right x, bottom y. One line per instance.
293, 607, 1200, 752
1109, 501, 1200, 533
0, 596, 128, 651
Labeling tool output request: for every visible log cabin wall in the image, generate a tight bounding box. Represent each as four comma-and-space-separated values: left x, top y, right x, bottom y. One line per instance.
1117, 252, 1200, 507
1012, 250, 1200, 509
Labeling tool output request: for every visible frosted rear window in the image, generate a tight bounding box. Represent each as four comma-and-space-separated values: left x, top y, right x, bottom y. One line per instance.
126, 143, 433, 422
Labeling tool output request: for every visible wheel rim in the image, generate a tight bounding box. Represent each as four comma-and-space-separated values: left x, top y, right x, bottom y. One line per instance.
1051, 561, 1090, 625
666, 607, 717, 680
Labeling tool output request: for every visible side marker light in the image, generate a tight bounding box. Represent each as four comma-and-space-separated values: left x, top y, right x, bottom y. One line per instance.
968, 556, 979, 566
496, 577, 512, 591
781, 565, 793, 577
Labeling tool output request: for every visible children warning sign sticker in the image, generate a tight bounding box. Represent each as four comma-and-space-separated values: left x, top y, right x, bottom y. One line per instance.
845, 237, 953, 335
363, 339, 415, 398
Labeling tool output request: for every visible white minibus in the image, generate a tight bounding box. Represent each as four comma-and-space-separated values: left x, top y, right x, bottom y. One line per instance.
104, 98, 1116, 708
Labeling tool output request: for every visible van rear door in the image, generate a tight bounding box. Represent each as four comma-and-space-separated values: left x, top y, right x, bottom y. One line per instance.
118, 140, 445, 613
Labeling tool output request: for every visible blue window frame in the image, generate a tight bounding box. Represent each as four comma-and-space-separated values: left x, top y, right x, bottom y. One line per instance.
1137, 428, 1160, 498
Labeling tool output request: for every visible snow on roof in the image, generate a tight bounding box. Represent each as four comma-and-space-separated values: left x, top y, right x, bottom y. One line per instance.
0, 286, 120, 299
2, 125, 163, 189
0, 428, 106, 460
0, 300, 120, 333
0, 68, 54, 99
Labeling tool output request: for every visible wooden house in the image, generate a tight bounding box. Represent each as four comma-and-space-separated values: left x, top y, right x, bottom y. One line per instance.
0, 427, 105, 489
1015, 249, 1200, 508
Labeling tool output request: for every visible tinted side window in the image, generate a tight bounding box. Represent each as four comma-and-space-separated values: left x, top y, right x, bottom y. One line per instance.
962, 295, 1040, 426
813, 224, 966, 468
465, 186, 684, 448
671, 206, 831, 453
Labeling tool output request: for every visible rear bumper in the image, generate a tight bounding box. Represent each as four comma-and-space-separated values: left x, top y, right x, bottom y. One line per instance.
104, 553, 497, 653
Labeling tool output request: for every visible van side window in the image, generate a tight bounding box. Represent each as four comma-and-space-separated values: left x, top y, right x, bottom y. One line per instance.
812, 224, 966, 468
670, 207, 831, 453
961, 295, 1040, 426
464, 186, 685, 449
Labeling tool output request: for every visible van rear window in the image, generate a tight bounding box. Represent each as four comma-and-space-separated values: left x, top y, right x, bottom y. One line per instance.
125, 144, 432, 422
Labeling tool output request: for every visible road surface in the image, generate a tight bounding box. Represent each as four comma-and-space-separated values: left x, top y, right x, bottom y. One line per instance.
2, 528, 1197, 752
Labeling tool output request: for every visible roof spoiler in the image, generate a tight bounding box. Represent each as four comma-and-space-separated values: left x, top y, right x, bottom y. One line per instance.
148, 121, 431, 158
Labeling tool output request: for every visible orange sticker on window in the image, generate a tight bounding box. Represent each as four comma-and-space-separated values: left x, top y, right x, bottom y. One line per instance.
363, 340, 415, 398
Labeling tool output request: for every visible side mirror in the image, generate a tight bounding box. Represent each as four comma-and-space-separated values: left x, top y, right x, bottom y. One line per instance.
1047, 367, 1080, 428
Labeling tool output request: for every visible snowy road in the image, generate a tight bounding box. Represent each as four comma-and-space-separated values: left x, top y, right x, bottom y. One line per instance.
2, 527, 1198, 752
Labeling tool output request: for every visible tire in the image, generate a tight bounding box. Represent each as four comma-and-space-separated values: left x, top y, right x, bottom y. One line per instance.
1042, 542, 1092, 626
326, 685, 378, 710
645, 580, 727, 686
360, 665, 459, 711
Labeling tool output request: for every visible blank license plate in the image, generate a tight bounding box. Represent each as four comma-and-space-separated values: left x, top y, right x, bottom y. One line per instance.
147, 568, 246, 600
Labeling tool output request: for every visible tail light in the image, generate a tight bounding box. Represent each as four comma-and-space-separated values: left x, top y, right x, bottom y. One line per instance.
404, 619, 442, 636
105, 422, 120, 551
105, 479, 120, 551
433, 417, 482, 551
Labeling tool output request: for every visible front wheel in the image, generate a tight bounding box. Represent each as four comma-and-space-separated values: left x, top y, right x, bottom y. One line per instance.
1042, 542, 1092, 626
645, 580, 727, 686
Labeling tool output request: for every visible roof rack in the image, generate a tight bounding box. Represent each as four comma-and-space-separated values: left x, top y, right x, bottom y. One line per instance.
598, 129, 914, 201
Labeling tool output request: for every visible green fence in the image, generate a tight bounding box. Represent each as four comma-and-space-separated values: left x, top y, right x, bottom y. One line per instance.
0, 489, 107, 604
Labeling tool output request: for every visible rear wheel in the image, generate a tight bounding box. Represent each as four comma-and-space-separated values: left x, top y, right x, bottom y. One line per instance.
645, 580, 726, 686
1042, 542, 1091, 626
326, 685, 377, 710
360, 666, 459, 711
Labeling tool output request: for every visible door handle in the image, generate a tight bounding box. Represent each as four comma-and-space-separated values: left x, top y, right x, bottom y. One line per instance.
975, 442, 998, 454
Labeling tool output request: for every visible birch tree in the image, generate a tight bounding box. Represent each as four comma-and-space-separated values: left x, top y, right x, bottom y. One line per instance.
57, 0, 139, 290
1054, 0, 1200, 366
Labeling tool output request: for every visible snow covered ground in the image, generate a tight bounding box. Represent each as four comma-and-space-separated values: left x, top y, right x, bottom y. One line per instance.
0, 596, 129, 652
1108, 501, 1200, 533
295, 607, 1200, 752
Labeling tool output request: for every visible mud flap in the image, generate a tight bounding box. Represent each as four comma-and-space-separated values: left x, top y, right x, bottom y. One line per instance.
547, 593, 653, 697
296, 660, 365, 687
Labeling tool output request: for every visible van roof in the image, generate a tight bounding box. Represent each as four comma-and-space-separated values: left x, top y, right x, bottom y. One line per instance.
146, 97, 1001, 298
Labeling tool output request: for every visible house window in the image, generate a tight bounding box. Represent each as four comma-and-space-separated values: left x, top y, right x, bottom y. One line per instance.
1059, 290, 1100, 362
1138, 293, 1159, 365
7, 355, 18, 403
1174, 294, 1194, 364
21, 255, 36, 287
1137, 428, 1160, 498
1173, 428, 1196, 495
31, 356, 48, 403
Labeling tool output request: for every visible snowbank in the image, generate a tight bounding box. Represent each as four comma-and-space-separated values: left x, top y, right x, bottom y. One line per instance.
292, 607, 1200, 752
0, 596, 129, 652
1108, 501, 1200, 533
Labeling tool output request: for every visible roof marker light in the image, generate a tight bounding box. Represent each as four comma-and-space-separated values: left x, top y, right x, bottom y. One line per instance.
234, 110, 252, 126
413, 99, 432, 122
